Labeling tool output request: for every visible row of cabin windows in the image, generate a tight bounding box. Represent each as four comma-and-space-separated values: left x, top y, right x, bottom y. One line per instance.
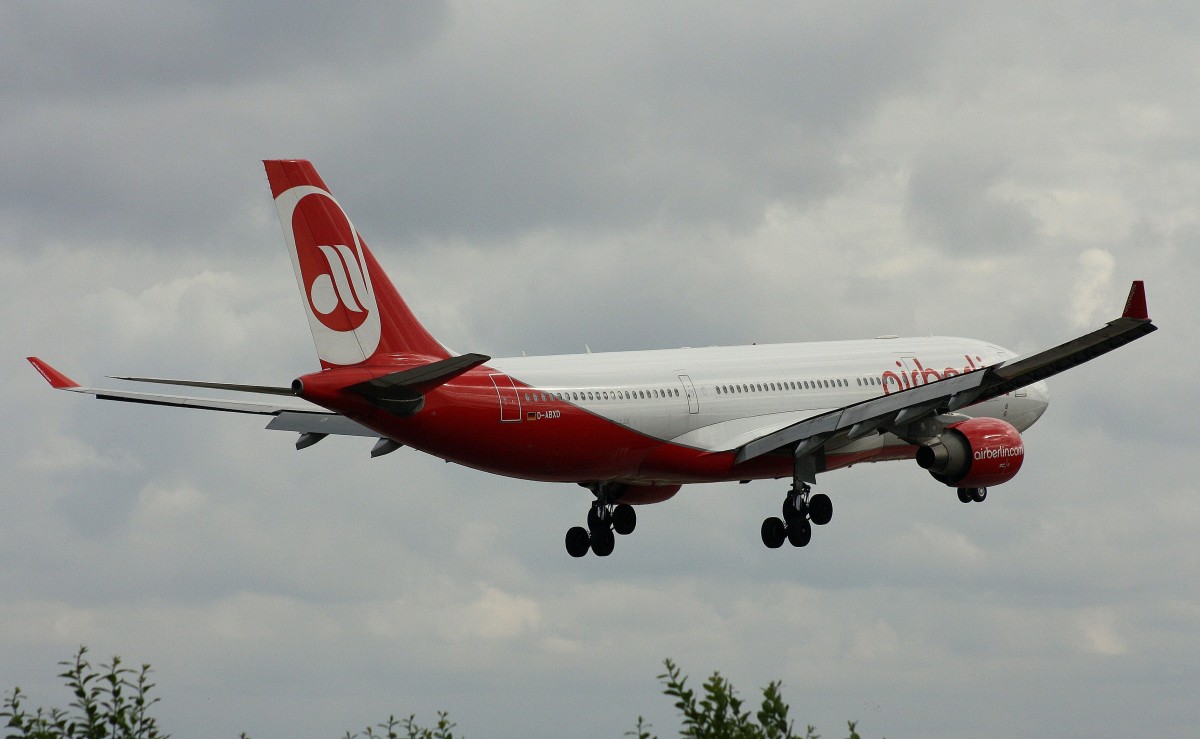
525, 388, 682, 403
522, 375, 888, 405
716, 376, 868, 394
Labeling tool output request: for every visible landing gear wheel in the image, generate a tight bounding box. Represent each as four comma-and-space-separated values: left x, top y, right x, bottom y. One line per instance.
957, 487, 972, 503
782, 495, 806, 523
971, 487, 987, 502
761, 517, 786, 548
613, 504, 637, 535
590, 526, 615, 557
786, 518, 812, 547
565, 526, 590, 558
587, 505, 609, 532
808, 493, 833, 526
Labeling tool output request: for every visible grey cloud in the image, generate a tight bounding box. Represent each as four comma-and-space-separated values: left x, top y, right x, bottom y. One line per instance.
3, 3, 1199, 738
905, 150, 1039, 253
0, 3, 447, 102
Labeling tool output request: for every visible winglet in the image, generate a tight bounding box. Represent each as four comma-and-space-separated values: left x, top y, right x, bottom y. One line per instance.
27, 357, 80, 389
1122, 280, 1149, 321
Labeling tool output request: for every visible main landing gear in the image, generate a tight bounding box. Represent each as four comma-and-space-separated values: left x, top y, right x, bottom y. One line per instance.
565, 485, 637, 557
957, 487, 987, 503
761, 449, 833, 550
760, 482, 833, 549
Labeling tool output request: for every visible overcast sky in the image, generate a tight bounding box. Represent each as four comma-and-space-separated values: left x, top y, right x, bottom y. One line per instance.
3, 2, 1196, 737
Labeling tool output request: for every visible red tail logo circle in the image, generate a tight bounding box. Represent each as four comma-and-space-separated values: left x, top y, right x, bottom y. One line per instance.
292, 192, 374, 333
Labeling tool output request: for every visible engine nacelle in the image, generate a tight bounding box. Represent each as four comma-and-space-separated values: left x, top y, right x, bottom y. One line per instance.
615, 483, 681, 505
916, 417, 1024, 488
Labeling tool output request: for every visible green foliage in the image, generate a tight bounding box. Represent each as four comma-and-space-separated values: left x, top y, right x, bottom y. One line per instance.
4, 649, 875, 738
2, 646, 164, 739
649, 657, 815, 739
340, 712, 457, 739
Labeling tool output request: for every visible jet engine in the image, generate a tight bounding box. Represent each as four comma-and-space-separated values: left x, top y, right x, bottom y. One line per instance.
916, 417, 1024, 488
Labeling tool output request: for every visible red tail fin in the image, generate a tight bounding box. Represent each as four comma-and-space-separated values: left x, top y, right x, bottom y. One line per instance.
264, 160, 449, 367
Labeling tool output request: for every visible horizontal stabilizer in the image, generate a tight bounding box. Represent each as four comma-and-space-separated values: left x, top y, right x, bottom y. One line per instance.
107, 375, 297, 396
29, 357, 375, 438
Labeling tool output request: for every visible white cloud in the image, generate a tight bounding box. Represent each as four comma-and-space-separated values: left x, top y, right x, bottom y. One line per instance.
1069, 248, 1116, 328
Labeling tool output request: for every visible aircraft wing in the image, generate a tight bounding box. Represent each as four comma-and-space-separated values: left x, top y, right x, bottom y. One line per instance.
27, 357, 378, 439
735, 281, 1158, 465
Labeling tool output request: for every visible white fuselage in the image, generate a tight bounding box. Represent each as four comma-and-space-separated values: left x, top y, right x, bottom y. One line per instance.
489, 335, 1051, 462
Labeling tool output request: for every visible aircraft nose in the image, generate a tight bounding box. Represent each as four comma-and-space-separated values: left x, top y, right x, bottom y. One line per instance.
1024, 380, 1051, 425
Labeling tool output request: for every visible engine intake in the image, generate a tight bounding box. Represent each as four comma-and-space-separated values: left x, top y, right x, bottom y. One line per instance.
916, 417, 1024, 488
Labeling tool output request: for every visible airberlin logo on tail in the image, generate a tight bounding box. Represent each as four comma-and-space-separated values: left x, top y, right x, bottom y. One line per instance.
307, 243, 371, 332
274, 185, 382, 365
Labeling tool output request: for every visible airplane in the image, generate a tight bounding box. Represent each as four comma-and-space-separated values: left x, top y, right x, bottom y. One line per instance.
28, 160, 1157, 558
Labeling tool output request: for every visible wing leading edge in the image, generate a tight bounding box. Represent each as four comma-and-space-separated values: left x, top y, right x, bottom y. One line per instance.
735, 281, 1157, 465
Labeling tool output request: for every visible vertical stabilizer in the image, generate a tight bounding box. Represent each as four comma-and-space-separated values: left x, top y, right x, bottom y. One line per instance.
264, 160, 449, 367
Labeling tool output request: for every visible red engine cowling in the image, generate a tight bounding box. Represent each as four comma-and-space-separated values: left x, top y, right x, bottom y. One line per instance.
915, 417, 1024, 488
615, 483, 681, 505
